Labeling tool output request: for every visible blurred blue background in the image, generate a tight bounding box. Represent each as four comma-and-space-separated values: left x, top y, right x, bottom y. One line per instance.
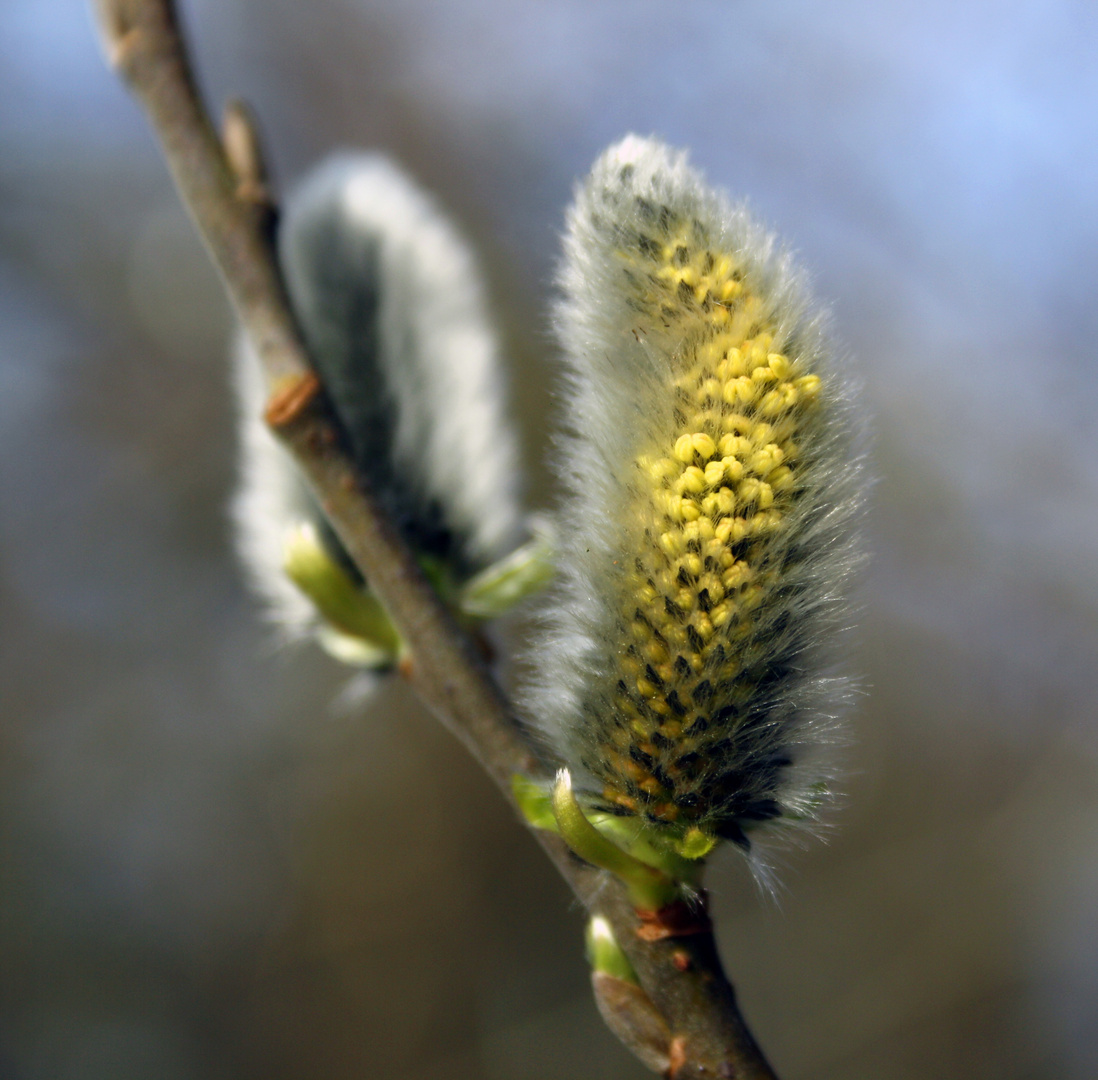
2, 1, 1097, 1077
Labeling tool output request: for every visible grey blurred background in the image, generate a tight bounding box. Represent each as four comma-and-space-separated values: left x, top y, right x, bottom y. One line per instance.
2, 1, 1097, 1077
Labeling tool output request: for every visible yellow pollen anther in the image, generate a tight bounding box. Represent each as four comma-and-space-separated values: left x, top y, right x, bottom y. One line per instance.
767, 353, 791, 378
758, 391, 781, 415
723, 376, 756, 406
676, 466, 706, 495
703, 460, 726, 486
691, 432, 717, 460
659, 531, 682, 557
718, 434, 750, 458
673, 435, 696, 463
724, 347, 746, 376
677, 554, 703, 578
710, 603, 733, 628
693, 613, 715, 641
769, 466, 794, 491
648, 457, 678, 481
749, 511, 779, 535
722, 456, 744, 481
722, 562, 750, 590
748, 445, 784, 475
722, 414, 754, 434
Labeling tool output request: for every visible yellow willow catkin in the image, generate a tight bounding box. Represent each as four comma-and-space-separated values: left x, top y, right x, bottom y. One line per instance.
529, 136, 865, 850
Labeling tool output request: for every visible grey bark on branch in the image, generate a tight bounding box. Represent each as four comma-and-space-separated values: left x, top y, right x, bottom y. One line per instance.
91, 2, 781, 1076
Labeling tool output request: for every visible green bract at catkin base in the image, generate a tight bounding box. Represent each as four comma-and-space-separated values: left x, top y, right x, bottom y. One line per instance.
526, 135, 865, 866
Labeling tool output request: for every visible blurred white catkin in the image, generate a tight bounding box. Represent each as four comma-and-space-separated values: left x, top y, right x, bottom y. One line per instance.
233, 153, 524, 660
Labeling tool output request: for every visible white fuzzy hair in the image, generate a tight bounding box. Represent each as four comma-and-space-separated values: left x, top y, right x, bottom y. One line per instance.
232, 153, 523, 641
526, 135, 866, 851
232, 331, 323, 642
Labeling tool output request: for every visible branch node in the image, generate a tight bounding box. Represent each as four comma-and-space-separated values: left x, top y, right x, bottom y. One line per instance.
223, 99, 275, 212
634, 895, 711, 942
92, 0, 133, 61
109, 28, 144, 72
264, 371, 321, 429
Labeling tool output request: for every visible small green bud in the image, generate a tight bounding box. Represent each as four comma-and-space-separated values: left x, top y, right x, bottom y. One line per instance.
458, 518, 555, 618
283, 523, 402, 667
585, 915, 638, 984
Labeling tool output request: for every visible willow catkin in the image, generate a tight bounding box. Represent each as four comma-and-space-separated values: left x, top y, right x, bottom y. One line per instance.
530, 135, 865, 850
233, 154, 523, 652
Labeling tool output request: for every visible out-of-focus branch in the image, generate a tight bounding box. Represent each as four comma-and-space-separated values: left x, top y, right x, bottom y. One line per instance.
92, 2, 780, 1076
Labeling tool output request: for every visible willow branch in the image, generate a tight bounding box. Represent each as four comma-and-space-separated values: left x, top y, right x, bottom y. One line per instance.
92, 3, 779, 1076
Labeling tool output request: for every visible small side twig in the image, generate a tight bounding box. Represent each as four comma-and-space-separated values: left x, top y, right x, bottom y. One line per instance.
92, 3, 781, 1076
